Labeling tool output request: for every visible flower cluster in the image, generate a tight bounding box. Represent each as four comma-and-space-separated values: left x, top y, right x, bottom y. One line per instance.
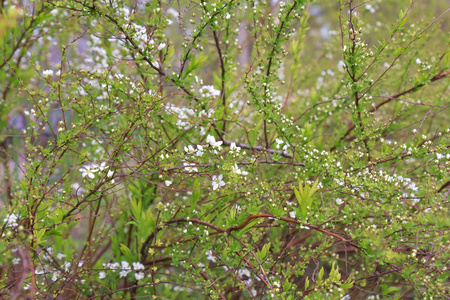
3, 213, 20, 228
102, 261, 146, 281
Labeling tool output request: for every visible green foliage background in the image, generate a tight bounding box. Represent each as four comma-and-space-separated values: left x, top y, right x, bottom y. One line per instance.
0, 0, 449, 299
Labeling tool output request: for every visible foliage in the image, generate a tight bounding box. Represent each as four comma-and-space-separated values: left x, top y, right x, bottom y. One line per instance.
0, 0, 449, 299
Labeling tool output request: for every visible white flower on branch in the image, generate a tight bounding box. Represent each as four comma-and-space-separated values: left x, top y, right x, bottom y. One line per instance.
43, 69, 53, 77
212, 175, 225, 190
231, 164, 248, 175
206, 135, 223, 149
183, 163, 198, 173
79, 165, 98, 179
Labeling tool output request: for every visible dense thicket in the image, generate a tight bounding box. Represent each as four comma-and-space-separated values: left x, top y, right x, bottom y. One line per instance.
0, 0, 449, 299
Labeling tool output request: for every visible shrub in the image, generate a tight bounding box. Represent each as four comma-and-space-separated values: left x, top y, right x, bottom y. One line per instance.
0, 0, 449, 299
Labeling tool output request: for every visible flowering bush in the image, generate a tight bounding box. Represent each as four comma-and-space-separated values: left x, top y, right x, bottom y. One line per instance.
0, 0, 449, 299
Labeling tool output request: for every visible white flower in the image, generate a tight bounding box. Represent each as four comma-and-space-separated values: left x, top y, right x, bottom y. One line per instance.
196, 145, 204, 156
412, 128, 417, 133
56, 253, 66, 260
212, 174, 225, 190
51, 272, 58, 281
340, 294, 351, 300
231, 164, 248, 175
229, 142, 241, 154
205, 250, 216, 262
23, 283, 31, 290
135, 272, 145, 280
289, 211, 296, 219
238, 268, 251, 278
35, 268, 45, 275
157, 43, 166, 50
183, 163, 198, 173
119, 270, 129, 278
415, 58, 421, 64
93, 162, 108, 171
119, 261, 131, 278
99, 271, 106, 279
235, 204, 242, 212
436, 153, 443, 160
225, 13, 230, 19
206, 135, 223, 149
336, 198, 344, 205
12, 258, 21, 265
107, 170, 114, 177
165, 180, 172, 186
424, 208, 432, 213
200, 85, 220, 97
79, 165, 98, 179
4, 213, 20, 227
62, 262, 71, 272
407, 182, 418, 192
133, 262, 144, 270
43, 69, 53, 77
275, 138, 284, 149
121, 261, 130, 269
185, 145, 196, 155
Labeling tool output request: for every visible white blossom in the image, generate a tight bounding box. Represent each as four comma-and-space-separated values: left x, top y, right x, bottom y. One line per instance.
185, 145, 196, 155
56, 253, 66, 260
336, 198, 344, 205
200, 85, 220, 97
135, 272, 145, 280
196, 145, 204, 156
157, 43, 166, 50
183, 163, 198, 173
93, 162, 108, 171
229, 142, 241, 154
206, 135, 223, 149
4, 213, 20, 227
43, 69, 53, 77
205, 250, 216, 262
212, 174, 225, 190
79, 165, 98, 179
231, 164, 248, 175
133, 262, 144, 270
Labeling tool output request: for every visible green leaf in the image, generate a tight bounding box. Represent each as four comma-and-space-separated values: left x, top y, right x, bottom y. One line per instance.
46, 229, 62, 236
182, 55, 208, 79
119, 243, 134, 262
130, 198, 142, 223
304, 276, 309, 290
239, 219, 259, 235
36, 228, 46, 245
341, 278, 354, 289
317, 266, 324, 285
